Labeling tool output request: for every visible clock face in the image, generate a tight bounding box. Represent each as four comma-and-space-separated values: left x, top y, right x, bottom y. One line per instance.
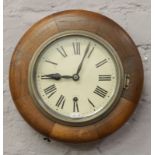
29, 32, 123, 125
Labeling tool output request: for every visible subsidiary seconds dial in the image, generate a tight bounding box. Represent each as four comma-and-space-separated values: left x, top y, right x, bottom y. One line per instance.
30, 32, 123, 124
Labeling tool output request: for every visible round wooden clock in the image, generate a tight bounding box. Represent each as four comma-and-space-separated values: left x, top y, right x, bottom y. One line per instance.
9, 10, 143, 143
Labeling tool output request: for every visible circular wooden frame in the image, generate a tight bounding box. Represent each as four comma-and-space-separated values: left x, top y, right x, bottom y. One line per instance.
9, 10, 143, 143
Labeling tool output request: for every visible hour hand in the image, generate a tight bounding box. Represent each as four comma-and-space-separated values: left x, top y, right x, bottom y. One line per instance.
41, 73, 73, 80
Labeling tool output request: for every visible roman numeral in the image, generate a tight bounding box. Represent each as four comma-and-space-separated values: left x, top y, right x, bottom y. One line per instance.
96, 59, 107, 68
73, 42, 80, 55
44, 84, 56, 98
88, 99, 95, 108
56, 46, 67, 57
87, 46, 95, 58
94, 86, 108, 98
56, 95, 65, 109
73, 97, 79, 112
99, 75, 112, 81
45, 60, 58, 65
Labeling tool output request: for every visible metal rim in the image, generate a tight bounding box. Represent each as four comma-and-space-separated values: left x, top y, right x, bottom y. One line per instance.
28, 30, 125, 126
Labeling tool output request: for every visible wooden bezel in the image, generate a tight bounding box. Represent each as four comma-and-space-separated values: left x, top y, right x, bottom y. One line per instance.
9, 10, 143, 143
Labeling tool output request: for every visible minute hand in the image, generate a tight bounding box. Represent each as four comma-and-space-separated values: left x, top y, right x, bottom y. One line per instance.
76, 42, 91, 75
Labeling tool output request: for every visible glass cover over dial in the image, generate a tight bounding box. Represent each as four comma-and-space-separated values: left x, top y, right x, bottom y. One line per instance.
29, 32, 123, 125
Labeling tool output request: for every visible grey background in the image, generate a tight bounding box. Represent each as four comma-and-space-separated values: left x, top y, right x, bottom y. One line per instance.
4, 0, 151, 155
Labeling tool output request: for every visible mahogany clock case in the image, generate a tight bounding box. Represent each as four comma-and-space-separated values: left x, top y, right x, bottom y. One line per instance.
9, 10, 143, 143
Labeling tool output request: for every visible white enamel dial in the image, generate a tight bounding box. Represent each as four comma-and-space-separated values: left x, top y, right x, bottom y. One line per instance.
30, 33, 123, 124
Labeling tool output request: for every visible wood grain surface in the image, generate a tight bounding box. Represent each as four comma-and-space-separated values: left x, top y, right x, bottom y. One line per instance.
9, 10, 143, 143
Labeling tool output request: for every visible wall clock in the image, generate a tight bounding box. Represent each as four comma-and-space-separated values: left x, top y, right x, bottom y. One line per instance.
9, 10, 143, 143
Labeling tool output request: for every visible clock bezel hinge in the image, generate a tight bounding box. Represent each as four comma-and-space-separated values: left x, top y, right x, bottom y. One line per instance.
123, 74, 130, 89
